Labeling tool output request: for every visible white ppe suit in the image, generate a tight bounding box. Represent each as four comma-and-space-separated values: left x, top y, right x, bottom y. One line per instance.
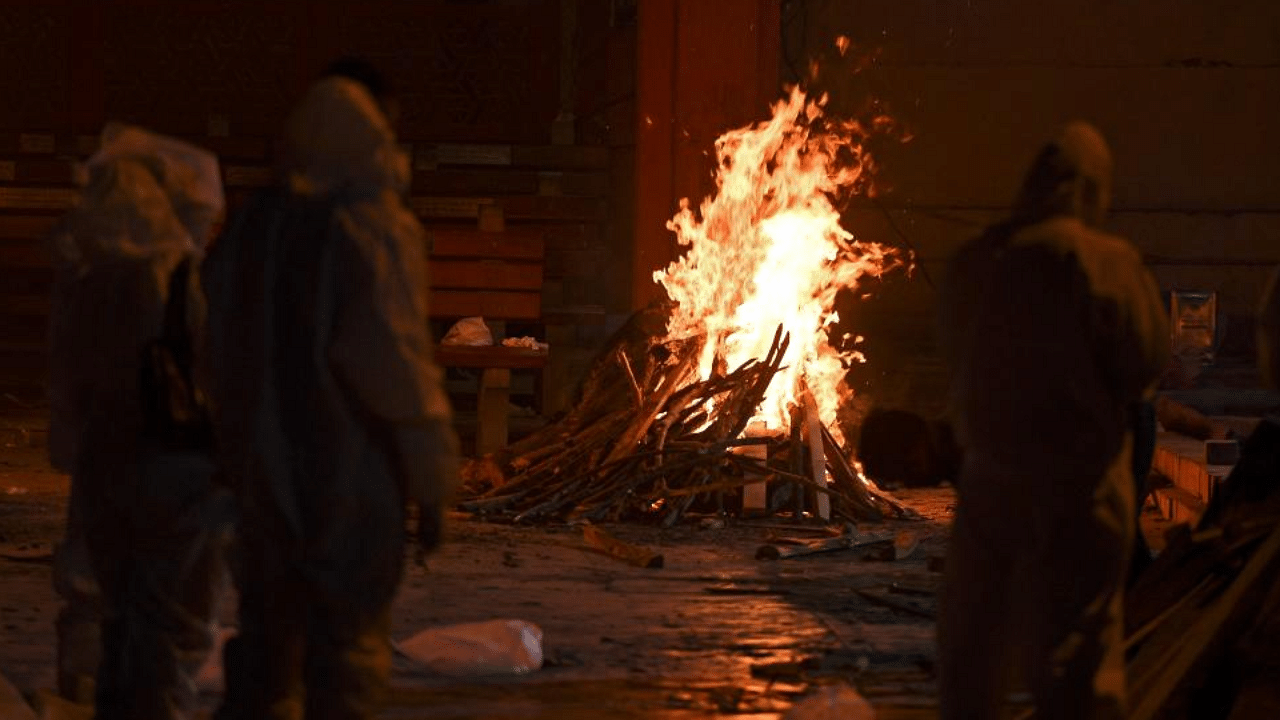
937, 123, 1170, 719
201, 77, 458, 720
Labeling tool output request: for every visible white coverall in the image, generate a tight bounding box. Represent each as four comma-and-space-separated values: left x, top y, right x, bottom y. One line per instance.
937, 123, 1170, 719
201, 77, 458, 720
48, 124, 230, 718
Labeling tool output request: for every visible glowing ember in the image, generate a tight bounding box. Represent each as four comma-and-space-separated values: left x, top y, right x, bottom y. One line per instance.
654, 87, 901, 440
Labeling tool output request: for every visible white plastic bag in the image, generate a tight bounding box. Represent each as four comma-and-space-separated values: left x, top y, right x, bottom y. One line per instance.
396, 619, 544, 676
783, 685, 875, 720
441, 317, 494, 346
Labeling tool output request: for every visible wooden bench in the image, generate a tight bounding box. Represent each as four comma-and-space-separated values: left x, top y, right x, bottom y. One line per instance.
0, 135, 84, 401
426, 209, 549, 455
0, 133, 608, 454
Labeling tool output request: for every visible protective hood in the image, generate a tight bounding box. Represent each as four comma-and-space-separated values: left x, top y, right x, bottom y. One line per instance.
280, 76, 410, 199
1009, 121, 1113, 228
52, 124, 224, 272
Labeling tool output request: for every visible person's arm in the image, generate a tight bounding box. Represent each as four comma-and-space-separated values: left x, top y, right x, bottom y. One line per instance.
328, 201, 459, 523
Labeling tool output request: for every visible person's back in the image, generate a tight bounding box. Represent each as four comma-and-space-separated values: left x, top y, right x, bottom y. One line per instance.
937, 123, 1168, 720
48, 124, 230, 719
949, 214, 1166, 478
204, 72, 458, 720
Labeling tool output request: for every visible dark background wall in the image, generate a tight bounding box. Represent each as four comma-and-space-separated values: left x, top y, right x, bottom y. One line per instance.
0, 0, 631, 417
1, 0, 1277, 424
0, 0, 562, 141
779, 0, 1280, 415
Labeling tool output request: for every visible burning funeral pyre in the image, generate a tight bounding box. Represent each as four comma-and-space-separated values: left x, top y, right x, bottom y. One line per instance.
461, 87, 913, 526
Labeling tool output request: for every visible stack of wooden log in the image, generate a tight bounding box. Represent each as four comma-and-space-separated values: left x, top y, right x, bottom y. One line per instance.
1123, 416, 1280, 719
458, 321, 911, 526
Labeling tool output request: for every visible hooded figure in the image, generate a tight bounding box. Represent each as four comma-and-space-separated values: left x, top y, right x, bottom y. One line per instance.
936, 123, 1169, 719
202, 74, 457, 720
47, 123, 231, 718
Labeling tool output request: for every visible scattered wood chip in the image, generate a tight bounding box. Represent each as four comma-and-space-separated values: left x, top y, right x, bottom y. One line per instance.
861, 531, 919, 562
893, 530, 920, 561
582, 525, 664, 568
888, 582, 937, 597
755, 532, 892, 561
855, 588, 937, 619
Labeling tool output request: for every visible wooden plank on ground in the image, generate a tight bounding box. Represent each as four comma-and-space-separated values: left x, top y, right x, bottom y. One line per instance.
582, 525, 664, 568
429, 260, 543, 291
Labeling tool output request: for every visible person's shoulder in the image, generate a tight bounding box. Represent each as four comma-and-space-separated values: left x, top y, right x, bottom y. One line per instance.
1012, 217, 1141, 265
336, 191, 425, 264
944, 223, 1012, 275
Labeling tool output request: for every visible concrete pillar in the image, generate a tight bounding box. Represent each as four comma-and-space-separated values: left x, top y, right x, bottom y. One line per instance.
632, 0, 780, 310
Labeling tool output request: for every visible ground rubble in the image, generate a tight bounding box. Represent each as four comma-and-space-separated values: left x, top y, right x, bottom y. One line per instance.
0, 441, 953, 719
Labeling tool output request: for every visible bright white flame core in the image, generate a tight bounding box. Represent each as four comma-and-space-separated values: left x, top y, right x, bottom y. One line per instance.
654, 87, 898, 437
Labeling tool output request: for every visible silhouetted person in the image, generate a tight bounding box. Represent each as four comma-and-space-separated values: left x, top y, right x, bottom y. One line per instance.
936, 123, 1169, 719
202, 63, 458, 719
48, 124, 231, 718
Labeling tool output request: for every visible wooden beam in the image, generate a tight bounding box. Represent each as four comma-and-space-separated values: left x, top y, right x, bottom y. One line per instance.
475, 368, 513, 456
429, 260, 544, 291
428, 290, 541, 321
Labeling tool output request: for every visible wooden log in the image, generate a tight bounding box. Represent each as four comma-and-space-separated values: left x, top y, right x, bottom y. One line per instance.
582, 525, 664, 568
475, 368, 512, 456
1128, 523, 1280, 720
755, 531, 892, 561
854, 588, 937, 620
802, 390, 831, 520
820, 425, 884, 521
599, 337, 704, 466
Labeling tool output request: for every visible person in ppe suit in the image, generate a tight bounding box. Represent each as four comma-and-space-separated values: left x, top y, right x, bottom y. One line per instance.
936, 122, 1170, 719
47, 124, 232, 718
201, 63, 459, 720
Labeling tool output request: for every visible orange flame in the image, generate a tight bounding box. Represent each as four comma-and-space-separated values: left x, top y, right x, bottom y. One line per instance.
654, 87, 900, 439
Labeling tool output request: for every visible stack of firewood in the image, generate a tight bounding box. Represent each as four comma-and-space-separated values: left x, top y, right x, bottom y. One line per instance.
1121, 418, 1280, 719
458, 322, 911, 526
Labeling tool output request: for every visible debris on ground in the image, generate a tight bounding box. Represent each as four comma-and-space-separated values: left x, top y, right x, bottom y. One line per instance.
783, 684, 876, 720
396, 619, 544, 677
582, 525, 664, 568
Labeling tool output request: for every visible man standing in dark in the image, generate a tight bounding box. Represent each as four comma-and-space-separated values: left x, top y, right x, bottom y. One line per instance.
936, 123, 1169, 718
202, 62, 459, 719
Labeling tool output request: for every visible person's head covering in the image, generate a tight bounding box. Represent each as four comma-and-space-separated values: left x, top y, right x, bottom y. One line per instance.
1010, 121, 1113, 228
279, 76, 410, 199
52, 124, 224, 273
